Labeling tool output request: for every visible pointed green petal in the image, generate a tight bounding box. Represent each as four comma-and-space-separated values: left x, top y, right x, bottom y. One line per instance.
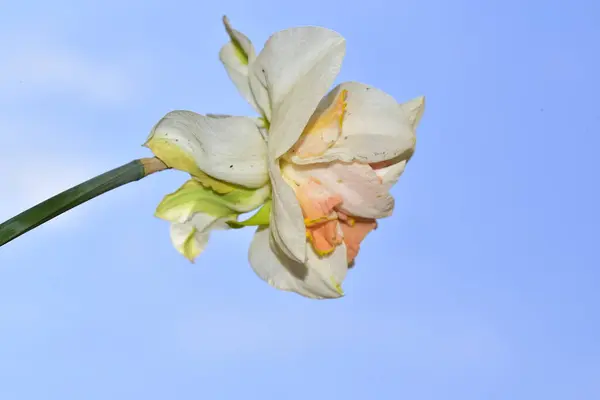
182, 226, 202, 261
227, 200, 272, 229
156, 178, 270, 262
155, 178, 270, 223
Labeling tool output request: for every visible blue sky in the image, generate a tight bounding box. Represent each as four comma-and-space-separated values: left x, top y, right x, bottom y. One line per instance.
0, 0, 598, 399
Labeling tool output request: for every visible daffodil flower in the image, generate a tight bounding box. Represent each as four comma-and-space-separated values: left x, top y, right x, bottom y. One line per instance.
146, 17, 424, 299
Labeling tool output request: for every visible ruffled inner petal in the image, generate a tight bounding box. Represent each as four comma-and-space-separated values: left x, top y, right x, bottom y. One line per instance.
338, 212, 377, 263
295, 178, 344, 256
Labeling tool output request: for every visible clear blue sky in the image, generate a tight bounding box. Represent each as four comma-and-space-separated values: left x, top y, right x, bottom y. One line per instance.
0, 0, 598, 399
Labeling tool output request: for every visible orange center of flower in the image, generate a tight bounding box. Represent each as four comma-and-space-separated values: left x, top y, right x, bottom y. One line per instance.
294, 177, 377, 264
286, 87, 379, 264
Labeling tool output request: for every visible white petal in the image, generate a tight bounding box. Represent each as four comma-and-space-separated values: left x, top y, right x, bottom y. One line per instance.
247, 65, 272, 121
374, 159, 407, 190
207, 113, 267, 134
219, 16, 263, 113
289, 82, 420, 165
219, 51, 255, 108
268, 158, 306, 263
283, 161, 394, 219
249, 27, 346, 158
170, 213, 231, 262
248, 227, 347, 299
222, 16, 255, 61
401, 95, 426, 129
147, 111, 268, 188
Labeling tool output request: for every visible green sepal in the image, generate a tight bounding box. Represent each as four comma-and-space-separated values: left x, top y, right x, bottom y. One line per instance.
155, 178, 270, 223
227, 200, 272, 229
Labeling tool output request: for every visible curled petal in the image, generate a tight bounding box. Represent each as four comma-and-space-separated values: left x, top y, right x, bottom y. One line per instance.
146, 111, 268, 188
371, 158, 407, 191
283, 161, 394, 219
294, 178, 343, 256
155, 179, 271, 224
289, 82, 423, 165
157, 179, 270, 261
268, 159, 306, 263
219, 16, 263, 113
401, 95, 426, 129
249, 27, 346, 158
248, 226, 348, 299
288, 88, 347, 159
228, 200, 272, 229
222, 16, 255, 63
338, 213, 377, 264
170, 214, 233, 262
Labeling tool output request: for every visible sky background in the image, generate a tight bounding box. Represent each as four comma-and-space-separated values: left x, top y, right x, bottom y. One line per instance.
0, 0, 598, 399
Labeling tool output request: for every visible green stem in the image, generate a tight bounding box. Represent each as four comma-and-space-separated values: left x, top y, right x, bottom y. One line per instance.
0, 157, 168, 247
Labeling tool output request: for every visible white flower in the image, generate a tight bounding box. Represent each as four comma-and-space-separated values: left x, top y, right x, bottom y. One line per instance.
219, 18, 425, 299
146, 17, 424, 299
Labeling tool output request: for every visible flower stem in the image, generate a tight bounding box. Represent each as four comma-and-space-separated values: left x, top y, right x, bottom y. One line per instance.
0, 157, 168, 247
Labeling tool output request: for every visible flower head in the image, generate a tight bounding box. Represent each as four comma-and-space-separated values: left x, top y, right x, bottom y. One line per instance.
146, 17, 424, 299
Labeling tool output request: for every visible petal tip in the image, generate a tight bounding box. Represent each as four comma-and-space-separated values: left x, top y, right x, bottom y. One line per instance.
222, 15, 233, 32
330, 276, 345, 296
403, 95, 426, 129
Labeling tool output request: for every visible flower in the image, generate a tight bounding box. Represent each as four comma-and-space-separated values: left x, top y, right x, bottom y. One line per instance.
146, 17, 424, 298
